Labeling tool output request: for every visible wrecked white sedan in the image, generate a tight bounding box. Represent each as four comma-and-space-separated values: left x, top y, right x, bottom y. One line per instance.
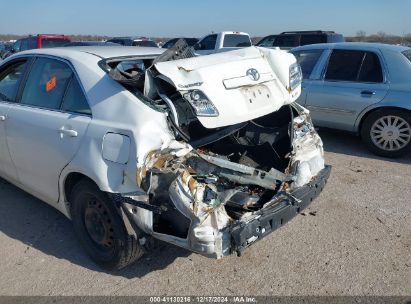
0, 41, 330, 270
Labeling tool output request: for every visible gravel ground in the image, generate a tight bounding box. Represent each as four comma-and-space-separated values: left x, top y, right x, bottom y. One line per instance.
0, 129, 410, 296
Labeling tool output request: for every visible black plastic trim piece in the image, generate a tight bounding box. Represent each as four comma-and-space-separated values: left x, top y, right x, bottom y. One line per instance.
231, 165, 331, 256
109, 193, 163, 214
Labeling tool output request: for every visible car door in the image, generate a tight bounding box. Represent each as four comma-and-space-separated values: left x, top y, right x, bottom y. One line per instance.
5, 56, 92, 204
292, 48, 326, 107
194, 34, 217, 55
303, 49, 389, 131
0, 59, 29, 181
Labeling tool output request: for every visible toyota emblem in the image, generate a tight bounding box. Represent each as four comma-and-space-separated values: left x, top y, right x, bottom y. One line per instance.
246, 68, 260, 81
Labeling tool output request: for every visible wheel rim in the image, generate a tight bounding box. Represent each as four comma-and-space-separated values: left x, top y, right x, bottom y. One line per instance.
84, 197, 115, 251
370, 115, 411, 151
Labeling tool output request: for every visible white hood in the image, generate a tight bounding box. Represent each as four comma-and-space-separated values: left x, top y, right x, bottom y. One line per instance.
154, 47, 300, 128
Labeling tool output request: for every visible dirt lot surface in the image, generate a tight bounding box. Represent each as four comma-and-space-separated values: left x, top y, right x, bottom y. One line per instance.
0, 130, 410, 296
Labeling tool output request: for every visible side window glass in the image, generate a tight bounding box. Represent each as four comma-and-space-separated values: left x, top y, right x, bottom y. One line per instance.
257, 36, 276, 47
325, 50, 364, 81
0, 61, 27, 102
20, 39, 28, 51
292, 49, 323, 79
275, 35, 297, 47
13, 41, 21, 52
358, 52, 383, 83
20, 57, 73, 110
300, 34, 326, 46
199, 35, 217, 50
61, 77, 91, 115
28, 38, 37, 49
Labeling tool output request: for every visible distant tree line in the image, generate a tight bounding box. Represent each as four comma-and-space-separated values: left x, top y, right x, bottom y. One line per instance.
346, 31, 411, 45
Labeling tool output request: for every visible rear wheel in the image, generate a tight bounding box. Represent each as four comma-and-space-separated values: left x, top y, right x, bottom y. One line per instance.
70, 179, 144, 270
361, 109, 411, 158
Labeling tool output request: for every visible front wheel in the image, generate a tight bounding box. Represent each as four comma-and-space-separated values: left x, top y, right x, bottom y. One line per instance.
361, 109, 411, 158
70, 179, 144, 270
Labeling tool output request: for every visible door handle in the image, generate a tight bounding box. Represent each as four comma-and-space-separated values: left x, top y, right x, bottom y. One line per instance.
59, 127, 78, 137
361, 90, 376, 96
0, 115, 6, 121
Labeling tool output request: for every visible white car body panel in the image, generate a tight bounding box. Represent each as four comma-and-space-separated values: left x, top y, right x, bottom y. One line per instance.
0, 46, 328, 259
5, 105, 91, 203
155, 47, 300, 128
0, 103, 18, 181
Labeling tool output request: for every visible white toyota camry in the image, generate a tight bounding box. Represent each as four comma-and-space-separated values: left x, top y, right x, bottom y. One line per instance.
0, 42, 330, 270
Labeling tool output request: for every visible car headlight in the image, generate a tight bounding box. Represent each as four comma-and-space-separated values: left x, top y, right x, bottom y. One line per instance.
183, 90, 219, 117
289, 63, 302, 92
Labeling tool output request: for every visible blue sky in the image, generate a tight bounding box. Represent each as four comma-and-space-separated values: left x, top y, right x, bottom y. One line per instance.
1, 0, 410, 37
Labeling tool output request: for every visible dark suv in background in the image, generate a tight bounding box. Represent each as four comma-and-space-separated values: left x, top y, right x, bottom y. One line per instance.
257, 31, 344, 50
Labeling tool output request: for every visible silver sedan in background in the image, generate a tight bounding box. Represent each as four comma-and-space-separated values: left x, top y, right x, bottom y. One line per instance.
290, 43, 411, 157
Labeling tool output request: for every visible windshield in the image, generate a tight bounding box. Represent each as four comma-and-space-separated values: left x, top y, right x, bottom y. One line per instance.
223, 34, 251, 47
41, 38, 70, 48
256, 36, 277, 47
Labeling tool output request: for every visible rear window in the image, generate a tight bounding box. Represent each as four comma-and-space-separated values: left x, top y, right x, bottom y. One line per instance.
403, 50, 411, 63
223, 34, 251, 47
132, 40, 158, 47
41, 38, 70, 48
328, 34, 345, 43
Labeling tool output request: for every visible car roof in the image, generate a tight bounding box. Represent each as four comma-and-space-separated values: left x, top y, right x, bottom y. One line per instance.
280, 30, 338, 35
108, 36, 153, 41
14, 46, 164, 59
220, 31, 249, 36
291, 42, 410, 53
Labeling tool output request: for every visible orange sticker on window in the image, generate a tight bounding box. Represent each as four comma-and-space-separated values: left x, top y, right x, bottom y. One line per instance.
46, 76, 57, 92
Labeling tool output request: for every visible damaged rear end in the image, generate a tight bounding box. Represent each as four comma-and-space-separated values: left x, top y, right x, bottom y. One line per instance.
105, 40, 331, 258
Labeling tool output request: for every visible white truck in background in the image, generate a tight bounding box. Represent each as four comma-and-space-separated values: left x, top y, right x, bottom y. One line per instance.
194, 31, 252, 55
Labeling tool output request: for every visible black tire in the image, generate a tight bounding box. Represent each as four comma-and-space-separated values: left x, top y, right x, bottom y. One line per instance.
70, 179, 144, 270
361, 109, 411, 158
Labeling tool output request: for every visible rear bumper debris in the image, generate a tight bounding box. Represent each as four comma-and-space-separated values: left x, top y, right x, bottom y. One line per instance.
231, 165, 331, 256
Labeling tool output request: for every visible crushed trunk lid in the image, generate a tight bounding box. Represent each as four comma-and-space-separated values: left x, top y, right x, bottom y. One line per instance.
154, 47, 297, 129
